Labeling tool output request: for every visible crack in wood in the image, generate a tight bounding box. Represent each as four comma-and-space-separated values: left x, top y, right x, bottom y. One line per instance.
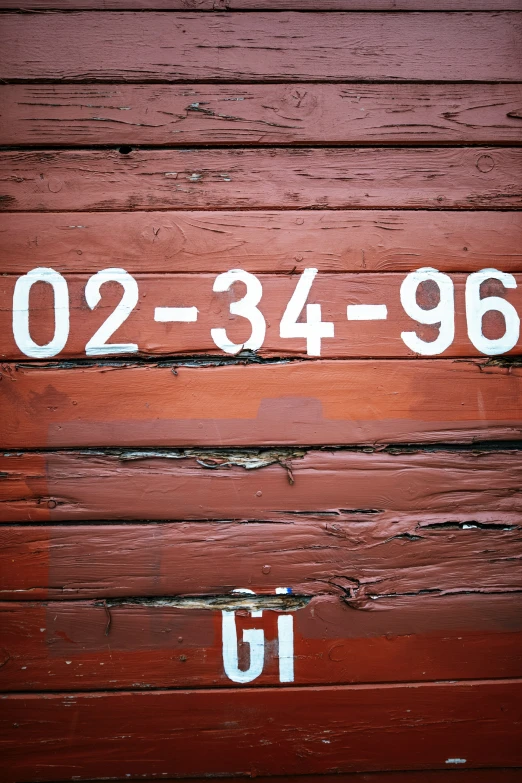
99, 594, 311, 611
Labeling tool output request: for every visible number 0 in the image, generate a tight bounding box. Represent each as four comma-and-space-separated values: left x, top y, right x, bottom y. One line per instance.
13, 267, 69, 358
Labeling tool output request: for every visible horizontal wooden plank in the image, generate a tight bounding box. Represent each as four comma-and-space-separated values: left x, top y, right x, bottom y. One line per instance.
2, 211, 521, 275
3, 84, 522, 146
1, 361, 521, 448
2, 148, 521, 212
1, 515, 520, 599
1, 448, 521, 526
2, 682, 521, 781
2, 521, 521, 599
2, 2, 521, 10
62, 773, 522, 783
3, 271, 522, 361
1, 12, 521, 83
1, 594, 522, 691
1, 519, 522, 595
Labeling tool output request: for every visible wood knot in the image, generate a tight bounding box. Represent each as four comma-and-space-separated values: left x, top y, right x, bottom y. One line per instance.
47, 178, 63, 193
476, 154, 495, 173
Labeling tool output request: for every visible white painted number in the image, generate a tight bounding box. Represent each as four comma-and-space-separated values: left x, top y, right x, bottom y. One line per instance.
465, 268, 520, 356
222, 588, 295, 685
222, 590, 264, 684
12, 266, 520, 360
400, 267, 455, 356
280, 268, 334, 356
13, 267, 69, 358
275, 587, 294, 682
210, 269, 266, 354
84, 268, 139, 356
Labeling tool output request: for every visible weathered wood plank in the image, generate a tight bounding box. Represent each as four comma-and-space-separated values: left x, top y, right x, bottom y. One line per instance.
1, 449, 521, 525
1, 361, 521, 448
63, 773, 522, 783
2, 148, 521, 211
3, 272, 522, 361
1, 515, 521, 599
2, 1, 521, 9
1, 12, 521, 83
1, 594, 522, 690
3, 84, 522, 146
1, 683, 521, 781
2, 211, 520, 275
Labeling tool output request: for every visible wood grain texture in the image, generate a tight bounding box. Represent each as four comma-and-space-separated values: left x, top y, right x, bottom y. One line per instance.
3, 84, 522, 146
1, 12, 521, 83
2, 271, 522, 361
1, 1, 521, 9
1, 682, 521, 781
2, 5, 522, 783
1, 361, 521, 448
1, 518, 521, 599
55, 774, 522, 783
1, 594, 522, 690
1, 448, 521, 525
3, 211, 520, 275
1, 148, 521, 212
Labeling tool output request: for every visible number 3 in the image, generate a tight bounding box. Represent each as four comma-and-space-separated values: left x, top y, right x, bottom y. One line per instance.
211, 269, 266, 355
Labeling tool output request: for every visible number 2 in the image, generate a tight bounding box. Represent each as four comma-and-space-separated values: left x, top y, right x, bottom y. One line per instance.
84, 268, 139, 356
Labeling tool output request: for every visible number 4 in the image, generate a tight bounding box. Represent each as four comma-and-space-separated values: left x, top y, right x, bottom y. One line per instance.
280, 268, 334, 356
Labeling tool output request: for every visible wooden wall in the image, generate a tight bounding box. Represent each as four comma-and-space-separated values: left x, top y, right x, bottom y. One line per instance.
0, 1, 521, 781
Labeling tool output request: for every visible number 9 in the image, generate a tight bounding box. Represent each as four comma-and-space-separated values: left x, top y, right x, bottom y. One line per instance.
400, 267, 454, 356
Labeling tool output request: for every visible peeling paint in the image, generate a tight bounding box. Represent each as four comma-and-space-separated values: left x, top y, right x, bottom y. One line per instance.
115, 447, 307, 470
99, 594, 310, 612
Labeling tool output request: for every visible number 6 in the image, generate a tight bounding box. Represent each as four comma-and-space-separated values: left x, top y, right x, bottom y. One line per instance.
466, 269, 520, 356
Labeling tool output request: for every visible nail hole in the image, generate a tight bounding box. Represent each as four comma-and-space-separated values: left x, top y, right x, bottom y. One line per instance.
119, 145, 133, 155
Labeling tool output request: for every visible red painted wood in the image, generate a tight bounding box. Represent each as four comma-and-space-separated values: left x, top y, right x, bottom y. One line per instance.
2, 211, 520, 275
1, 517, 520, 598
1, 1, 521, 9
1, 682, 521, 781
1, 361, 521, 448
2, 272, 521, 361
1, 148, 520, 212
1, 594, 522, 691
75, 774, 522, 783
2, 4, 521, 783
3, 84, 521, 146
1, 449, 521, 525
1, 12, 520, 83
